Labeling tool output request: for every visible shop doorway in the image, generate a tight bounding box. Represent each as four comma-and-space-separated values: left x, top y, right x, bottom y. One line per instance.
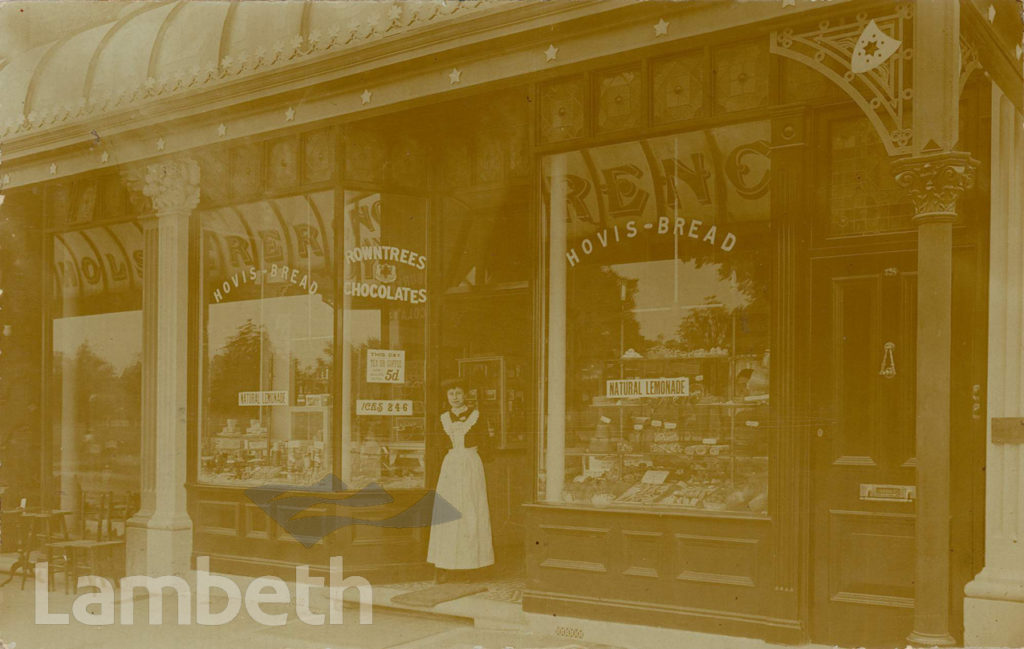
427, 88, 534, 579
438, 290, 533, 577
808, 251, 918, 647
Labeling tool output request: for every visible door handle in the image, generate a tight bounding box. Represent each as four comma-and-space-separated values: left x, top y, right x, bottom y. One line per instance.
879, 342, 896, 379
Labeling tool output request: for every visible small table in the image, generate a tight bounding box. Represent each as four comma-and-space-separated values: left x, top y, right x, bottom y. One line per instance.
0, 509, 71, 590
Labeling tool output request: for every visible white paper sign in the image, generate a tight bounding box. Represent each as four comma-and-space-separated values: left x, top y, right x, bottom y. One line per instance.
238, 390, 288, 406
641, 470, 670, 485
584, 455, 617, 478
367, 349, 405, 384
356, 399, 413, 416
606, 377, 690, 399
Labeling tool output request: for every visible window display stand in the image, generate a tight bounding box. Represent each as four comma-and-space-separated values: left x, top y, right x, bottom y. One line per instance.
563, 311, 769, 514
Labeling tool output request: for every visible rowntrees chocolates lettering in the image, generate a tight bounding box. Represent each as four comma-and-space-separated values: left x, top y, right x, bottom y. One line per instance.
343, 245, 428, 305
565, 217, 736, 268
344, 245, 426, 270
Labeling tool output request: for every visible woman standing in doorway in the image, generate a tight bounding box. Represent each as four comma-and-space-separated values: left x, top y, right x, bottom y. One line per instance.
427, 377, 494, 581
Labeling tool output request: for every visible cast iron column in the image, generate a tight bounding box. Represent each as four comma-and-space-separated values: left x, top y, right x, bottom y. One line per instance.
125, 158, 199, 578
894, 2, 976, 644
893, 151, 977, 646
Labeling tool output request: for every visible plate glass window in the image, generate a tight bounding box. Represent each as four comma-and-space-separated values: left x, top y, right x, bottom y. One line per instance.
541, 121, 772, 514
198, 191, 335, 486
340, 191, 429, 490
50, 222, 144, 508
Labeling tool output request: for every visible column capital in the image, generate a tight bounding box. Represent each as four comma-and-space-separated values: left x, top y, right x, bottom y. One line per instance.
142, 158, 200, 216
892, 150, 978, 224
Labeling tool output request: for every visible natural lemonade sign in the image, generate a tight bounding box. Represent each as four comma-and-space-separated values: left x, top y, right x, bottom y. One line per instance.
607, 377, 691, 399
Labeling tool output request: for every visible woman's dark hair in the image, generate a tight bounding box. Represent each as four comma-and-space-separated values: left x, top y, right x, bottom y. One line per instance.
441, 377, 468, 393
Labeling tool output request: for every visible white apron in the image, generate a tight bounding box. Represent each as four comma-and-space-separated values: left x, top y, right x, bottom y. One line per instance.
426, 408, 495, 570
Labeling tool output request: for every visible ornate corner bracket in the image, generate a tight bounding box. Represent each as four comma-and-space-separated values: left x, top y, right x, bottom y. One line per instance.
891, 150, 978, 223
959, 35, 981, 96
771, 5, 981, 157
141, 158, 200, 216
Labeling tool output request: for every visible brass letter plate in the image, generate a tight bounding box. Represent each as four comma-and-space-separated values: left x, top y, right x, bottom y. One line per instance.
991, 418, 1024, 444
860, 484, 916, 502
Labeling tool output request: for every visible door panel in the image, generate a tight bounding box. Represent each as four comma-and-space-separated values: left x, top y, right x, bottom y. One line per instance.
810, 253, 917, 647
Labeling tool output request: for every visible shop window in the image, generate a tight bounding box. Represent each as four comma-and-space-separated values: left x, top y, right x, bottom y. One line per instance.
828, 115, 913, 235
539, 76, 586, 144
441, 193, 531, 291
541, 121, 772, 515
652, 50, 706, 124
340, 191, 428, 490
712, 40, 770, 114
50, 221, 144, 510
198, 191, 335, 486
595, 65, 644, 133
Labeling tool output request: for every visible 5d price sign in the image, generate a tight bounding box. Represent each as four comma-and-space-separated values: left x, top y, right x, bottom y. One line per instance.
356, 399, 413, 416
366, 349, 405, 384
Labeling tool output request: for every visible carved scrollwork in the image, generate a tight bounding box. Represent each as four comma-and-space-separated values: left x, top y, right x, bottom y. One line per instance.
891, 150, 978, 222
142, 158, 200, 215
770, 5, 914, 155
772, 6, 981, 157
959, 35, 982, 95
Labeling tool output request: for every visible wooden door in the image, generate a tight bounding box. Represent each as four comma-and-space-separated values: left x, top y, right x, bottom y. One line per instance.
809, 252, 918, 647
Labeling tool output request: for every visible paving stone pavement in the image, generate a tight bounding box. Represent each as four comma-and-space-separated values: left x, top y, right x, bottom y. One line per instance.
0, 576, 629, 649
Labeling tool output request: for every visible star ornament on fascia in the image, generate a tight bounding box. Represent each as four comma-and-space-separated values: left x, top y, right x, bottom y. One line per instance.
544, 44, 558, 62
49, 163, 57, 176
285, 106, 296, 122
448, 68, 462, 85
217, 123, 227, 137
156, 137, 166, 152
361, 89, 373, 105
654, 19, 669, 37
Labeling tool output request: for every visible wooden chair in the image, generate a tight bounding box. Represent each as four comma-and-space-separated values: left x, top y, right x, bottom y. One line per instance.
46, 491, 129, 593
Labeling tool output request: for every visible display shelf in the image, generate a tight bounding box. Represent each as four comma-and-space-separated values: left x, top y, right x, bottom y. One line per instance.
564, 315, 770, 513
458, 355, 529, 449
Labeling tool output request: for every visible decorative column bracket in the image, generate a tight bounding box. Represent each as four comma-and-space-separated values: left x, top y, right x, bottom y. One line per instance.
892, 149, 979, 221
770, 6, 980, 157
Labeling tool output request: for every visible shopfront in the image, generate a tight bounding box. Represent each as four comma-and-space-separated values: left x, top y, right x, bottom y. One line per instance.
179, 94, 535, 580
522, 31, 991, 648
0, 1, 1018, 647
